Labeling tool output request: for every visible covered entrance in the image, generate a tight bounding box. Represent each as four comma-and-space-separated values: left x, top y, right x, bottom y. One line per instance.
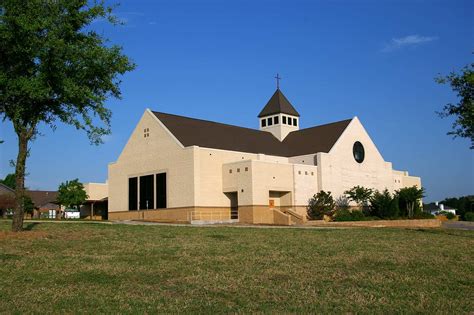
269, 191, 292, 210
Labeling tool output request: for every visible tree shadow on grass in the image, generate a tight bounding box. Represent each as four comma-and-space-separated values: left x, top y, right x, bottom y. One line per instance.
413, 228, 474, 239
24, 222, 40, 231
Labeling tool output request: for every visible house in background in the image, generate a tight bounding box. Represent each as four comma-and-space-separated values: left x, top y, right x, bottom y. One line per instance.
0, 183, 15, 217
0, 186, 61, 218
107, 88, 422, 225
424, 201, 457, 216
26, 190, 61, 218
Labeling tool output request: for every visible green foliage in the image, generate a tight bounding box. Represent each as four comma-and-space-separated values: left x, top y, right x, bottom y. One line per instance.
0, 0, 136, 143
396, 186, 425, 218
57, 179, 88, 211
335, 195, 350, 211
344, 186, 373, 213
23, 195, 34, 215
445, 212, 456, 220
333, 208, 366, 221
440, 195, 474, 220
370, 189, 399, 219
464, 212, 474, 221
307, 191, 335, 220
413, 212, 435, 219
0, 173, 15, 189
435, 62, 474, 149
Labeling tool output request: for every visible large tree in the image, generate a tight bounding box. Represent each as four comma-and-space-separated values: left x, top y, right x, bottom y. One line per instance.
0, 173, 16, 189
0, 1, 135, 231
396, 186, 425, 218
435, 62, 474, 149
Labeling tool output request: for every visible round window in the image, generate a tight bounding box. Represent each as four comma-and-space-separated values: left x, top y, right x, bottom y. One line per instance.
353, 141, 365, 163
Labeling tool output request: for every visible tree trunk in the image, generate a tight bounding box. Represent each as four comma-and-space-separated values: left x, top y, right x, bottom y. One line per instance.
12, 131, 29, 232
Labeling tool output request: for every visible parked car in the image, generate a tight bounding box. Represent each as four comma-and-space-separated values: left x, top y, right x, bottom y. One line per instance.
64, 209, 80, 219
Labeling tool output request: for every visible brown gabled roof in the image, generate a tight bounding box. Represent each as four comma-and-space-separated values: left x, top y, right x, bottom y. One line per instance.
0, 183, 15, 195
26, 190, 58, 208
258, 89, 300, 117
153, 112, 351, 157
282, 120, 352, 156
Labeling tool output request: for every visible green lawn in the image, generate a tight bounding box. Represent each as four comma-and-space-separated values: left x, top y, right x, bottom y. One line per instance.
0, 221, 473, 313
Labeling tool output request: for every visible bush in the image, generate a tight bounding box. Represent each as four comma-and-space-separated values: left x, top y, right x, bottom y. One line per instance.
333, 208, 366, 221
464, 212, 474, 221
344, 186, 373, 214
396, 186, 425, 218
307, 191, 335, 220
335, 196, 350, 211
446, 212, 456, 220
413, 212, 435, 219
370, 189, 399, 219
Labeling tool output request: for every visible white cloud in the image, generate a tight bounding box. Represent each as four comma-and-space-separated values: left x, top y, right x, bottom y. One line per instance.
382, 35, 438, 52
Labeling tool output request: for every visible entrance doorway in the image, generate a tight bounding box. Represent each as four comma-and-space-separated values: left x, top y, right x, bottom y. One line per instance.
225, 192, 238, 220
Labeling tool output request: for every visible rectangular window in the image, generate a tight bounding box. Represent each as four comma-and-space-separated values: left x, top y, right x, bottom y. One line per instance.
267, 117, 273, 126
282, 116, 287, 124
139, 175, 154, 210
293, 118, 297, 126
261, 119, 266, 127
156, 173, 167, 209
274, 116, 279, 125
128, 177, 138, 211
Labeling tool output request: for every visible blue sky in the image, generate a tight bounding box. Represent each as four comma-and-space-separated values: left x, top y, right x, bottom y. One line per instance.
0, 0, 473, 201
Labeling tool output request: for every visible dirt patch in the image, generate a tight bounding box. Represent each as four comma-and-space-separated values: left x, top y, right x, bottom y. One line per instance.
0, 230, 50, 240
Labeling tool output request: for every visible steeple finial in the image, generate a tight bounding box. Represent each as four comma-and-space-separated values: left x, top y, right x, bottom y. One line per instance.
274, 73, 281, 89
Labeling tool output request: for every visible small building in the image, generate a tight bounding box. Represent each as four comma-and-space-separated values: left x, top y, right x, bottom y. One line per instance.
107, 88, 422, 225
1, 185, 61, 218
26, 190, 61, 218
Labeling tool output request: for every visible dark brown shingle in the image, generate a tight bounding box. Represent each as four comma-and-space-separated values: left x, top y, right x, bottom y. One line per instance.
26, 191, 59, 208
258, 89, 300, 117
153, 112, 351, 157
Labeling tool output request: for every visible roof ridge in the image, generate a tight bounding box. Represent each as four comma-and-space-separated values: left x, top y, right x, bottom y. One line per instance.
153, 111, 268, 133
295, 118, 353, 132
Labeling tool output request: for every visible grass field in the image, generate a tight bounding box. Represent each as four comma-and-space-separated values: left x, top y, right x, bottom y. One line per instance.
0, 221, 473, 313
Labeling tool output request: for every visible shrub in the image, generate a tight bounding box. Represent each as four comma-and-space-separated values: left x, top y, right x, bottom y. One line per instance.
307, 191, 335, 220
464, 212, 474, 221
335, 196, 350, 211
333, 208, 366, 221
396, 186, 425, 218
413, 212, 435, 219
344, 186, 373, 214
446, 212, 456, 220
370, 189, 399, 219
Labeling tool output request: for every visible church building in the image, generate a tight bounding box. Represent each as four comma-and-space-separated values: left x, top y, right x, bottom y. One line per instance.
107, 88, 421, 225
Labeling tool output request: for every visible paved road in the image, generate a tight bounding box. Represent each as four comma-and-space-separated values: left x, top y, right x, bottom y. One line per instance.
442, 221, 474, 230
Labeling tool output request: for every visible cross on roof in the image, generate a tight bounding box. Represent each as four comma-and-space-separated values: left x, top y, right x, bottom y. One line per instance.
275, 73, 282, 89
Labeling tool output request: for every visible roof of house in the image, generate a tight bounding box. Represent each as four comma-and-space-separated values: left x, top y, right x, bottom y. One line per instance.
423, 203, 456, 211
153, 111, 352, 157
258, 89, 300, 117
26, 191, 59, 208
0, 183, 15, 195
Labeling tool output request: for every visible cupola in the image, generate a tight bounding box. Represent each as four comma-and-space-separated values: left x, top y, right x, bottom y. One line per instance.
258, 88, 300, 141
